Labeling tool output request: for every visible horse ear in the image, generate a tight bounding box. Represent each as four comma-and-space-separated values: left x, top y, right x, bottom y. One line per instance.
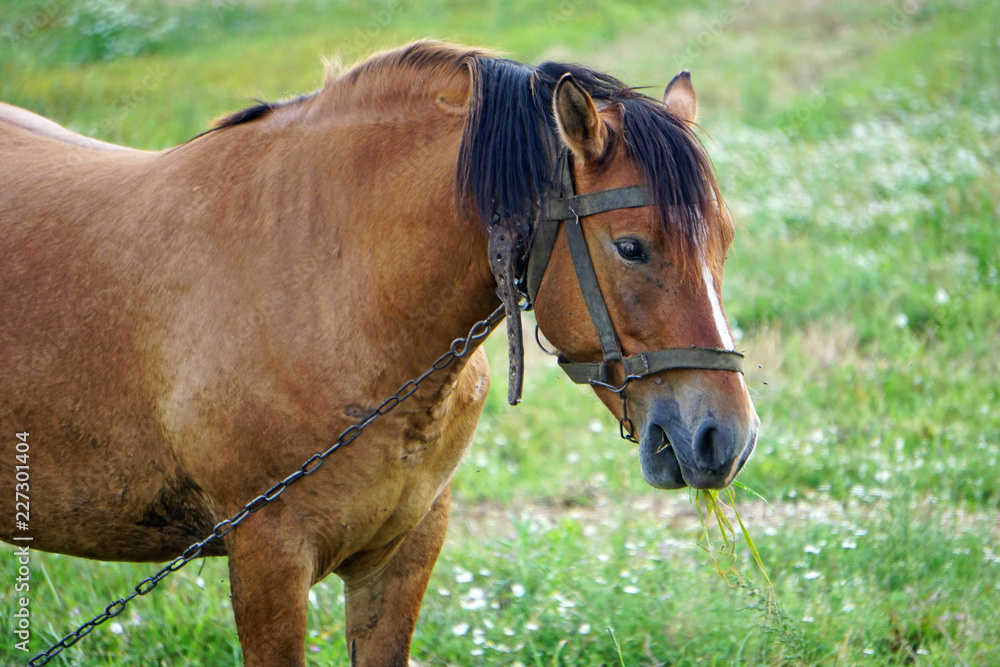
663, 70, 698, 126
553, 73, 607, 162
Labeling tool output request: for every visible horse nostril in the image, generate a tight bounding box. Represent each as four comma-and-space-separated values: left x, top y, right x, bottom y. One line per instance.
694, 422, 721, 472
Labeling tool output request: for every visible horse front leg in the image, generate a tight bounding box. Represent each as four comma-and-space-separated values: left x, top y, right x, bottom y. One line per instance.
341, 485, 453, 667
226, 505, 314, 667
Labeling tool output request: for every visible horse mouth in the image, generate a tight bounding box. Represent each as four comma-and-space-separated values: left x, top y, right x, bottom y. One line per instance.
640, 423, 749, 490
639, 425, 687, 490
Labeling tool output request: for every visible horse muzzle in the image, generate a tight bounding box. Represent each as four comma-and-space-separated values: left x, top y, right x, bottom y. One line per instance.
638, 403, 758, 490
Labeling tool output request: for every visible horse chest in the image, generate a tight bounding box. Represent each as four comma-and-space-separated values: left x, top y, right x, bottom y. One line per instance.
389, 352, 488, 479
335, 351, 489, 556
382, 393, 478, 510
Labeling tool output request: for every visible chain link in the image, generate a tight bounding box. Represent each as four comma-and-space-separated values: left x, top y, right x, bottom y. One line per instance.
618, 387, 639, 443
575, 369, 643, 445
27, 305, 506, 667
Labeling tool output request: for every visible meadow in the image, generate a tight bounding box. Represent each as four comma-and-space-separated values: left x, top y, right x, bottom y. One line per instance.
1, 0, 998, 664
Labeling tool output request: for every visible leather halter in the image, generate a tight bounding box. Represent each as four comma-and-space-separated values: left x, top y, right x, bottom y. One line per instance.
521, 147, 745, 392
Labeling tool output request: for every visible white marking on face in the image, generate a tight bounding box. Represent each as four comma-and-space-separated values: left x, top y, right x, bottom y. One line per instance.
701, 259, 746, 392
701, 262, 734, 350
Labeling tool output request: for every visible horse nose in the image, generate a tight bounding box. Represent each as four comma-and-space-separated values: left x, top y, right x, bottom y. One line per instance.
641, 401, 758, 490
693, 419, 730, 474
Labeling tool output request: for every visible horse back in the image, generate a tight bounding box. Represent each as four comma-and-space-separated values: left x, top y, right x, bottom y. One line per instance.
0, 102, 143, 153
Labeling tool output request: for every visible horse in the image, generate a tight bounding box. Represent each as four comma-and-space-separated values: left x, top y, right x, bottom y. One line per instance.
0, 41, 759, 666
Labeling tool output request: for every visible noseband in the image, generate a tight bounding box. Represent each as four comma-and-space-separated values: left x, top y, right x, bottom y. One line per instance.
515, 147, 744, 411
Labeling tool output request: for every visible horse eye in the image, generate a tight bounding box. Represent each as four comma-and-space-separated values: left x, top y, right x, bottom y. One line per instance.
615, 239, 646, 261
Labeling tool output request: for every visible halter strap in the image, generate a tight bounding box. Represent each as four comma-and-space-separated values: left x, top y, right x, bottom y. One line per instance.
559, 346, 745, 387
542, 185, 650, 221
563, 217, 621, 369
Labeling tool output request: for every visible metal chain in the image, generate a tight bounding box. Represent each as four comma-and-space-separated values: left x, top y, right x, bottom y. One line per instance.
27, 304, 506, 667
576, 369, 643, 445
618, 386, 639, 443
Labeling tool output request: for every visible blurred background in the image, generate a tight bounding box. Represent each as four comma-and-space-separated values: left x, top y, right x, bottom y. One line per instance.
1, 0, 997, 664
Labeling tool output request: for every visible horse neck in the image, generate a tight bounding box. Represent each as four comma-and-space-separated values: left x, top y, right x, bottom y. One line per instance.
161, 103, 498, 389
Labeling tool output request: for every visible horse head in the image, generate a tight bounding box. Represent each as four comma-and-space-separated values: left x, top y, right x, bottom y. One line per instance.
516, 70, 759, 490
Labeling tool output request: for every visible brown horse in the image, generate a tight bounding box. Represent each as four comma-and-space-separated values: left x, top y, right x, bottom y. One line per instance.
0, 42, 758, 666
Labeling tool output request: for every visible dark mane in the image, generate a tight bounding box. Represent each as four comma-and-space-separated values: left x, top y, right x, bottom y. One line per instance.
213, 91, 318, 129
206, 42, 720, 256
457, 53, 720, 254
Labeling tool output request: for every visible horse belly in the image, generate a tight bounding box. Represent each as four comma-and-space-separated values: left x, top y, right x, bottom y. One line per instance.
0, 408, 220, 562
0, 207, 218, 561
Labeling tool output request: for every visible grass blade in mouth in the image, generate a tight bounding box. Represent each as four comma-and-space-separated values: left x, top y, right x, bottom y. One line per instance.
654, 429, 670, 454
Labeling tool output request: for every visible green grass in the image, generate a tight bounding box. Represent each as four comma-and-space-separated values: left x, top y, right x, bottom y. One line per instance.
2, 0, 999, 664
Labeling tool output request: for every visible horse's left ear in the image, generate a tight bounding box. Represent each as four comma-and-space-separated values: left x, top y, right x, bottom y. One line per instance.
663, 70, 698, 126
553, 73, 607, 162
